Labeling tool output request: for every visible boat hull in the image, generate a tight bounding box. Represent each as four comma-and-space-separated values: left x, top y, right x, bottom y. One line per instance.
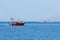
12, 23, 24, 26
9, 23, 25, 26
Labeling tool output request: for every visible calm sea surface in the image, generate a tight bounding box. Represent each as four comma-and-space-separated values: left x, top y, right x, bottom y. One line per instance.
0, 22, 60, 40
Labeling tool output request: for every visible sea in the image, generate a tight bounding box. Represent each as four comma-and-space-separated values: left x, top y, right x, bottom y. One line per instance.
0, 22, 60, 40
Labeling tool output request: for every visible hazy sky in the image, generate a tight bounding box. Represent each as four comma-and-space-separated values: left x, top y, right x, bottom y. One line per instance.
0, 0, 60, 21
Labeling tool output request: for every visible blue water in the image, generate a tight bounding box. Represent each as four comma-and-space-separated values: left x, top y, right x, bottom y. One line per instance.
0, 22, 60, 40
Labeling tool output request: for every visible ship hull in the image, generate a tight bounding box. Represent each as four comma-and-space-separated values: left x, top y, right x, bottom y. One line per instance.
12, 23, 24, 26
9, 22, 25, 26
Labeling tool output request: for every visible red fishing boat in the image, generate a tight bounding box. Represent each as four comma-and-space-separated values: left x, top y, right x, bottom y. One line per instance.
9, 22, 25, 26
9, 18, 25, 26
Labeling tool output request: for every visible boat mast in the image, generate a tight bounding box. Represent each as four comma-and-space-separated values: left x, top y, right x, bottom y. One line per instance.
10, 18, 14, 22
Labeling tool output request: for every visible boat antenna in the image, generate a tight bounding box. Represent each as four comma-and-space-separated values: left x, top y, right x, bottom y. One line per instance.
10, 18, 14, 22
11, 18, 13, 20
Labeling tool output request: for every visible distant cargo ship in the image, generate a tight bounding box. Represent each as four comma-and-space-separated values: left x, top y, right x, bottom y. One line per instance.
40, 20, 46, 23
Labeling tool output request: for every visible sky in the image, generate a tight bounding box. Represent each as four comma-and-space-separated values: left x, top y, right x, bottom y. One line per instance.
0, 0, 60, 21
